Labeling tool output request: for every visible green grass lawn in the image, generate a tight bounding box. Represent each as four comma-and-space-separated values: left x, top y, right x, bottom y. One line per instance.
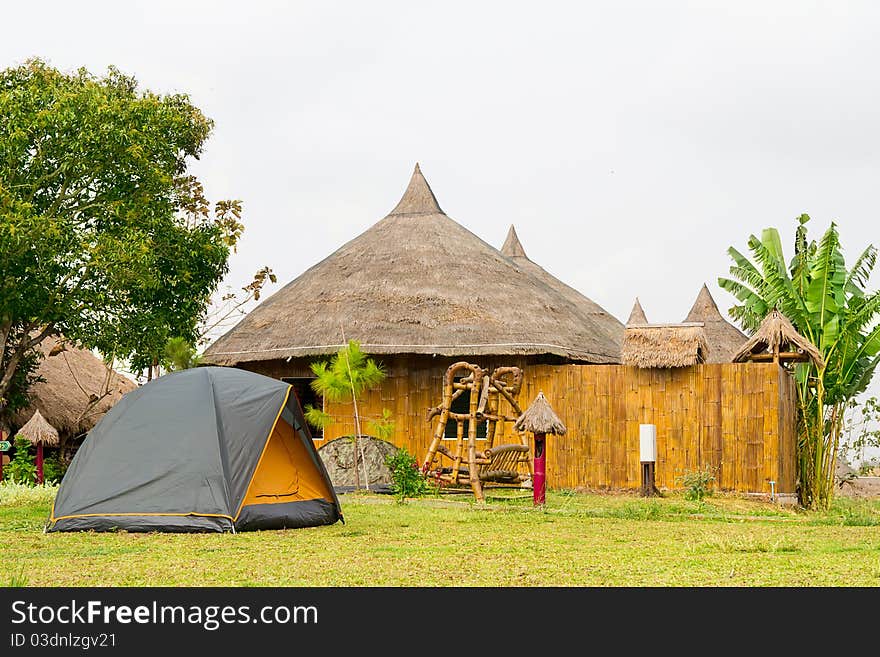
2, 484, 879, 586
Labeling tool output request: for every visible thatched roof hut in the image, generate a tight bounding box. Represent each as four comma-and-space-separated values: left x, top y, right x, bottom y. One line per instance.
515, 391, 567, 435
683, 284, 747, 363
204, 164, 621, 365
621, 323, 710, 368
16, 409, 59, 446
13, 337, 136, 437
732, 308, 824, 368
500, 225, 623, 349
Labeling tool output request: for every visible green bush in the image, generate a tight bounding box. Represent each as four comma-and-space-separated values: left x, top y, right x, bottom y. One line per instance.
385, 447, 431, 502
677, 467, 716, 502
42, 454, 68, 484
7, 437, 36, 485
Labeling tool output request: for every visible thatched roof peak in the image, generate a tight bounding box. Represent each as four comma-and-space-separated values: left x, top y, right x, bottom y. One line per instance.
17, 409, 59, 446
515, 391, 567, 435
683, 284, 747, 363
732, 308, 824, 368
627, 298, 648, 325
685, 284, 721, 322
388, 163, 443, 216
501, 225, 528, 258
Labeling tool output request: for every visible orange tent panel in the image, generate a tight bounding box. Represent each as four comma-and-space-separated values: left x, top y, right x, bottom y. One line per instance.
241, 418, 334, 509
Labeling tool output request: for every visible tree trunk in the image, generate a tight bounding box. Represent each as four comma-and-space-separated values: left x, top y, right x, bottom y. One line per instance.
342, 351, 370, 491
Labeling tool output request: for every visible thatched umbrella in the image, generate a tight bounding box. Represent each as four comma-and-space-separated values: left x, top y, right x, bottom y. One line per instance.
203, 164, 621, 366
732, 308, 824, 368
683, 284, 748, 363
17, 409, 58, 484
515, 391, 567, 505
621, 323, 710, 368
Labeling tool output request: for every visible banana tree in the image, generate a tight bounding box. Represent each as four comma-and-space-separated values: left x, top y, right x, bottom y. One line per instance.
719, 215, 880, 509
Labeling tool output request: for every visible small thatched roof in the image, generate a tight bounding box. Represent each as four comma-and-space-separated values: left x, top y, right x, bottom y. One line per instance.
500, 225, 623, 352
12, 336, 137, 436
621, 323, 710, 368
683, 284, 748, 363
732, 308, 824, 368
514, 391, 567, 435
17, 409, 59, 446
626, 298, 648, 325
204, 165, 621, 365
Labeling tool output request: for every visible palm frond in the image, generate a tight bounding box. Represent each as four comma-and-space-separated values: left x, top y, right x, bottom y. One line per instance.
845, 291, 880, 336
761, 227, 786, 271
717, 277, 767, 332
805, 223, 846, 348
845, 244, 877, 296
789, 215, 812, 296
748, 235, 809, 329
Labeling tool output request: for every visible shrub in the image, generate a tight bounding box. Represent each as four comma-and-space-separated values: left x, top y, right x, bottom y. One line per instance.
385, 447, 431, 502
7, 437, 36, 485
677, 467, 716, 502
42, 454, 68, 484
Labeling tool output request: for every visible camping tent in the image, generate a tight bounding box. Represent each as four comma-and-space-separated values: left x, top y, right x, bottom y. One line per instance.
47, 367, 342, 532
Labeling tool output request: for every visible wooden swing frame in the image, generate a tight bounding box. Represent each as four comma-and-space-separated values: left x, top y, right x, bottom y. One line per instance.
422, 362, 533, 501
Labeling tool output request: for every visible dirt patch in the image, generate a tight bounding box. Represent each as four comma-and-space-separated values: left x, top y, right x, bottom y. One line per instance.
837, 477, 880, 499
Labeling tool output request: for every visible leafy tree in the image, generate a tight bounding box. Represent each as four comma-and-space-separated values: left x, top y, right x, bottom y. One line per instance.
0, 59, 241, 410
158, 265, 278, 376
0, 328, 43, 419
306, 340, 386, 490
719, 215, 880, 509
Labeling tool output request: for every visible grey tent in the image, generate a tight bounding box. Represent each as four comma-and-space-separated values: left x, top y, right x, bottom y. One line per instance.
48, 367, 342, 532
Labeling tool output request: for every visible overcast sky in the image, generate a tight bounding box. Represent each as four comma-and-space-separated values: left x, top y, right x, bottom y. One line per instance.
4, 2, 880, 437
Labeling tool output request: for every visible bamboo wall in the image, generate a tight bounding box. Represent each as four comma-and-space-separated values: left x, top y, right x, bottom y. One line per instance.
245, 356, 797, 494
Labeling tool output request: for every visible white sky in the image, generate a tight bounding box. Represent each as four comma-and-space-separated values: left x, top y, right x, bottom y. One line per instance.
4, 1, 879, 456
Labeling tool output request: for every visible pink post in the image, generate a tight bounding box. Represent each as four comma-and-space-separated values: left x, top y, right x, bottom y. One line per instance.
533, 432, 546, 506
36, 443, 44, 485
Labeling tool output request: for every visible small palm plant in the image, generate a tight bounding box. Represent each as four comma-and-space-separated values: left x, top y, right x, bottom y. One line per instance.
305, 340, 385, 490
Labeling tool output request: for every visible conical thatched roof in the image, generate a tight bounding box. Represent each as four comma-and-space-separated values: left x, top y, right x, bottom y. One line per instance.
204, 165, 621, 365
626, 298, 648, 325
499, 225, 623, 350
621, 324, 709, 368
514, 391, 567, 435
683, 284, 748, 363
12, 336, 137, 436
732, 308, 824, 368
17, 409, 59, 446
